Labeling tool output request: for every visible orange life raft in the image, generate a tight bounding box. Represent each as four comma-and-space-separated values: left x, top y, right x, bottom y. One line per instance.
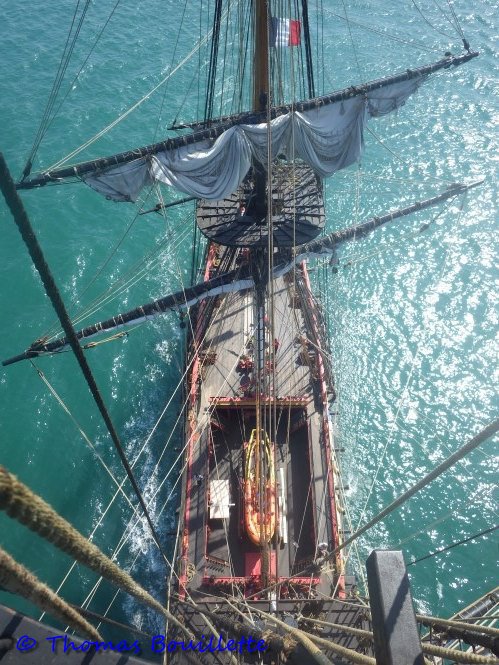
243, 429, 276, 545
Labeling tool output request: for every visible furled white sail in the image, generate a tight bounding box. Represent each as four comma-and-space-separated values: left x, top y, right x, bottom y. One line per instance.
83, 76, 425, 202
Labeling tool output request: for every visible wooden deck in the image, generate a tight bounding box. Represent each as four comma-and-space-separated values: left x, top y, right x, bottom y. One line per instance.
177, 248, 345, 592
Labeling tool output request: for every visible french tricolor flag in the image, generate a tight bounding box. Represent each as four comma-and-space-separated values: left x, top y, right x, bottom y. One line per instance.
271, 17, 301, 47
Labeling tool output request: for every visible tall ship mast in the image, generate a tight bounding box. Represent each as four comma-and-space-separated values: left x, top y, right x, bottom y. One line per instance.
0, 2, 497, 664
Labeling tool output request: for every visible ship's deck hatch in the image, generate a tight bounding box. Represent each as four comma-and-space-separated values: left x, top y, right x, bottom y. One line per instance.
209, 479, 231, 519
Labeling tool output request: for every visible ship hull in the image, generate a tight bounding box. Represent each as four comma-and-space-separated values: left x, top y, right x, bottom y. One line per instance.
171, 241, 361, 660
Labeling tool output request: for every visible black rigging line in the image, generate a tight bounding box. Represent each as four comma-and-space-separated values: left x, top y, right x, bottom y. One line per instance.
429, 0, 455, 26
430, 0, 470, 50
217, 0, 231, 119
296, 2, 307, 101
69, 603, 154, 639
191, 214, 199, 285
204, 0, 223, 124
39, 184, 157, 343
446, 0, 467, 41
410, 0, 454, 40
325, 11, 440, 54
408, 525, 499, 566
46, 0, 123, 139
340, 0, 363, 81
22, 0, 92, 181
155, 0, 189, 138
234, 1, 252, 114
0, 153, 169, 564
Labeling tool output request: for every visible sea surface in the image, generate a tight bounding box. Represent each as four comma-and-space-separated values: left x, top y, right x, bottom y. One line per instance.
0, 0, 497, 640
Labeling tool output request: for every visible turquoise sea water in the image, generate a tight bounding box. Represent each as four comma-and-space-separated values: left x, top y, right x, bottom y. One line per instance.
0, 0, 497, 638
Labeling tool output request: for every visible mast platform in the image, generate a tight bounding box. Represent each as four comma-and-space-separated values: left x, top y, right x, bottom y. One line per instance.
196, 164, 325, 247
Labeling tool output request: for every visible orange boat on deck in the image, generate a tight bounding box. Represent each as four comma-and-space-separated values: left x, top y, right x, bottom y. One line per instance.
243, 429, 276, 545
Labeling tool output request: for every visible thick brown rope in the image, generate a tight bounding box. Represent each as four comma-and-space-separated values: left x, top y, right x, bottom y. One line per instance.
417, 614, 499, 638
0, 547, 101, 641
422, 642, 499, 664
301, 616, 372, 639
0, 466, 193, 640
300, 616, 499, 664
237, 601, 376, 665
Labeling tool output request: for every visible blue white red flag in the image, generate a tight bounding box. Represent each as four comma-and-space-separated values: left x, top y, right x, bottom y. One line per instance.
271, 18, 301, 47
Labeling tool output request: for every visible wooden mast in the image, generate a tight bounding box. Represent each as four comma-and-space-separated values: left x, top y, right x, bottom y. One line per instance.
253, 0, 270, 111
252, 0, 271, 592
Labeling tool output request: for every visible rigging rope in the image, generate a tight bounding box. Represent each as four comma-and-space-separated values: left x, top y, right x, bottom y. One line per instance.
340, 0, 363, 81
46, 23, 216, 172
301, 616, 371, 640
30, 361, 136, 515
41, 0, 124, 146
204, 0, 223, 123
242, 417, 498, 603
352, 217, 454, 534
87, 331, 258, 630
0, 153, 167, 561
410, 0, 454, 39
365, 125, 452, 185
408, 524, 499, 566
232, 600, 376, 665
445, 0, 468, 43
0, 547, 101, 641
22, 0, 92, 180
326, 418, 499, 559
44, 319, 203, 614
300, 0, 316, 98
418, 614, 499, 639
0, 466, 193, 641
322, 9, 443, 54
40, 191, 160, 339
69, 603, 153, 639
153, 0, 189, 138
300, 615, 499, 663
47, 221, 192, 342
307, 298, 498, 530
422, 642, 498, 664
72, 308, 248, 620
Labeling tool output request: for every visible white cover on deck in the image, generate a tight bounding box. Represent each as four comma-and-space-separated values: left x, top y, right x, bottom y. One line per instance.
83, 76, 426, 202
209, 479, 231, 520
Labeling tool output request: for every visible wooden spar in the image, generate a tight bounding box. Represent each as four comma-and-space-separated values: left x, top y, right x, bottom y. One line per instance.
251, 0, 272, 589
2, 181, 482, 367
16, 51, 478, 190
295, 180, 484, 256
1, 265, 251, 365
